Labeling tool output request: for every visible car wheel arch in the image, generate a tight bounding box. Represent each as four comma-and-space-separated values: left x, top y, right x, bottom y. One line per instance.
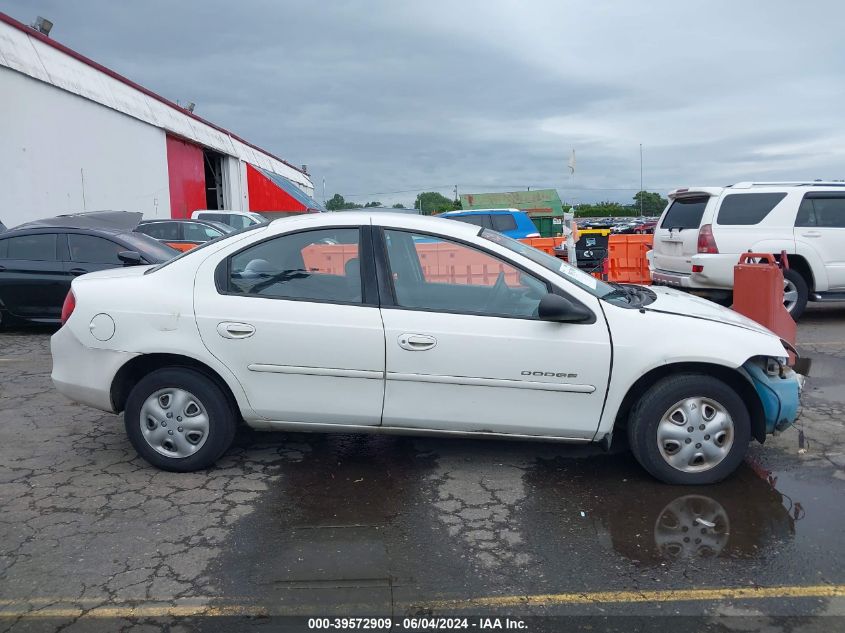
110, 353, 242, 420
779, 253, 815, 293
611, 362, 767, 444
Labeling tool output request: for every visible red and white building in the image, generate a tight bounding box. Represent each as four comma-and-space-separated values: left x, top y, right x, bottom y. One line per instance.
0, 12, 323, 228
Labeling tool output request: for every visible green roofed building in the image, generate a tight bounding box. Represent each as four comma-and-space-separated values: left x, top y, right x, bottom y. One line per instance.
460, 189, 566, 236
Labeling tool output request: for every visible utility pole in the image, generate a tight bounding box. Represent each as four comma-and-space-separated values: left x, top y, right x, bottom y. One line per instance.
454, 185, 458, 204
639, 143, 644, 216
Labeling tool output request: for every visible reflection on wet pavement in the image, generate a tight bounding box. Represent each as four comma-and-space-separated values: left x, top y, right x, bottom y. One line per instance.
202, 430, 842, 614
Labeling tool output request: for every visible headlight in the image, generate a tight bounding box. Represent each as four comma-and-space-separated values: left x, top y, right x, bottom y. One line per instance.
764, 356, 789, 378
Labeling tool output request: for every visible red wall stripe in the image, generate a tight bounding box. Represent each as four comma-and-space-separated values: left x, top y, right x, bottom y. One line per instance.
166, 135, 207, 219
246, 164, 308, 213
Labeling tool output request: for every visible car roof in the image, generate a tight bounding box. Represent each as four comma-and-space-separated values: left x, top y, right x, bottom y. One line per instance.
12, 210, 142, 232
0, 225, 133, 238
138, 218, 224, 227
267, 210, 482, 238
442, 208, 522, 215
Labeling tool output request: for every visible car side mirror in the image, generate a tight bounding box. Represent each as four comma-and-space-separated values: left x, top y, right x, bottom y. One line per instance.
118, 250, 143, 266
537, 293, 593, 323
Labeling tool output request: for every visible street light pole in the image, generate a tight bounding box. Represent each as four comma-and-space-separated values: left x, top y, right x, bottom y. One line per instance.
639, 143, 644, 216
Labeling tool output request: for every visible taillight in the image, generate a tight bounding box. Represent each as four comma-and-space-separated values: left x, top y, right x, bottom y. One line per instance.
697, 224, 719, 254
60, 290, 76, 325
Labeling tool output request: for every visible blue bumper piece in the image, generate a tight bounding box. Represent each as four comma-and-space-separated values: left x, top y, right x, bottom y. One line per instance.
741, 361, 801, 433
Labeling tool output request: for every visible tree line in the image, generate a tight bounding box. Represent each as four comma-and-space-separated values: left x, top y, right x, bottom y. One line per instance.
325, 190, 667, 217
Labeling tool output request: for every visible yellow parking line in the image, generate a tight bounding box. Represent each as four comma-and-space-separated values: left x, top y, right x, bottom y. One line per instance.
418, 584, 845, 610
1, 585, 844, 618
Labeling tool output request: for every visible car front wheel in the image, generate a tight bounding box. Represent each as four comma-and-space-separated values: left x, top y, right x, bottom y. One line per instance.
124, 368, 237, 472
627, 374, 751, 485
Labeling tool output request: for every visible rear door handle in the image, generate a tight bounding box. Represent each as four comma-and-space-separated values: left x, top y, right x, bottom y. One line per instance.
217, 322, 256, 339
398, 333, 437, 351
69, 267, 88, 276
802, 231, 822, 238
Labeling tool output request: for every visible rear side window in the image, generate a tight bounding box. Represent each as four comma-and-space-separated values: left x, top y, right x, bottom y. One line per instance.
491, 214, 518, 232
227, 228, 362, 303
5, 234, 57, 260
660, 197, 708, 230
231, 215, 254, 229
449, 214, 490, 229
198, 213, 225, 223
137, 223, 179, 241
795, 194, 845, 228
183, 222, 222, 242
717, 193, 786, 225
68, 234, 124, 264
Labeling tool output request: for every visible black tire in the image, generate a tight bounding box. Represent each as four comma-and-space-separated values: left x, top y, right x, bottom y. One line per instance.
124, 368, 237, 472
783, 268, 808, 320
627, 374, 751, 485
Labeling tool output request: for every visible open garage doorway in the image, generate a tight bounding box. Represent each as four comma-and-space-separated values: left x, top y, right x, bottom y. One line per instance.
203, 148, 225, 210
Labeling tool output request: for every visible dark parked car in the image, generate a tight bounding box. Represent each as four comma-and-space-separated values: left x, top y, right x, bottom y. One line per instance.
0, 212, 176, 327
134, 219, 234, 252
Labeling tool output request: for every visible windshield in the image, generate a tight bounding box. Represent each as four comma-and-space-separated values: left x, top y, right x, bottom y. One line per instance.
144, 223, 267, 273
660, 196, 708, 230
480, 229, 615, 298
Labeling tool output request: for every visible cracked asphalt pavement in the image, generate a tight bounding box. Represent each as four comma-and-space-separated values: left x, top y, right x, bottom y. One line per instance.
1, 305, 845, 631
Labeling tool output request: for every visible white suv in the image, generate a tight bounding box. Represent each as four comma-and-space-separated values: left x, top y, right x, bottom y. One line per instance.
651, 181, 845, 319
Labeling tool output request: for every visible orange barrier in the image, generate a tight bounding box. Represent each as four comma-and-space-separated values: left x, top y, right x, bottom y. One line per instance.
519, 236, 564, 256
301, 244, 358, 274
606, 234, 652, 284
301, 243, 521, 286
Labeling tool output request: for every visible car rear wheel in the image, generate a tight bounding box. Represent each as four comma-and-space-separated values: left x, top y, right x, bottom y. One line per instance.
628, 374, 750, 485
124, 368, 237, 472
783, 269, 808, 320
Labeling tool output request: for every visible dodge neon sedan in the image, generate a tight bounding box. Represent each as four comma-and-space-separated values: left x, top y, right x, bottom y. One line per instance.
51, 212, 800, 484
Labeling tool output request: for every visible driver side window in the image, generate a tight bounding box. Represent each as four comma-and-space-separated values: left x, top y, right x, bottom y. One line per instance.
383, 230, 547, 318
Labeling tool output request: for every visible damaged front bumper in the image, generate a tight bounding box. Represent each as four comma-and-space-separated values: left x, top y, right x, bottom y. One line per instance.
741, 359, 802, 434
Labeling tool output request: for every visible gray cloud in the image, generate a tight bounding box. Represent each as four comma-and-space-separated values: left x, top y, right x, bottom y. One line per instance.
4, 0, 845, 206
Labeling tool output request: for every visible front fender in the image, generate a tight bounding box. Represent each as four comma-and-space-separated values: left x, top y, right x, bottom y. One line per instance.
740, 359, 801, 433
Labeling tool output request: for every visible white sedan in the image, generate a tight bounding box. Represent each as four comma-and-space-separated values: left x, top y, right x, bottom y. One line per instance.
51, 212, 800, 484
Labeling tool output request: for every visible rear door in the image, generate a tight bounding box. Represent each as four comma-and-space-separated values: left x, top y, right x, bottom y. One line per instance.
0, 232, 67, 320
194, 225, 385, 424
652, 195, 712, 274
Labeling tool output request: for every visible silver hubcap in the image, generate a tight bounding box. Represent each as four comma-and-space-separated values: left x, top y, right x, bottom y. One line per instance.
657, 397, 734, 473
654, 495, 730, 559
783, 278, 798, 312
139, 388, 210, 458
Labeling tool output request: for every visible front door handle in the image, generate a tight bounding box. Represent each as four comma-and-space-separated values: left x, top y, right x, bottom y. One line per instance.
69, 268, 88, 276
217, 322, 256, 339
802, 231, 822, 238
398, 333, 437, 351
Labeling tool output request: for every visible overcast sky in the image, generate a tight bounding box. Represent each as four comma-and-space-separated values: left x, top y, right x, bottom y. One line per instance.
4, 0, 845, 206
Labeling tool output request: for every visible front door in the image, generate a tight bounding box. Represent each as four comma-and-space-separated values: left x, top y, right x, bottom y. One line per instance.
376, 228, 611, 438
194, 225, 385, 425
794, 193, 845, 289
